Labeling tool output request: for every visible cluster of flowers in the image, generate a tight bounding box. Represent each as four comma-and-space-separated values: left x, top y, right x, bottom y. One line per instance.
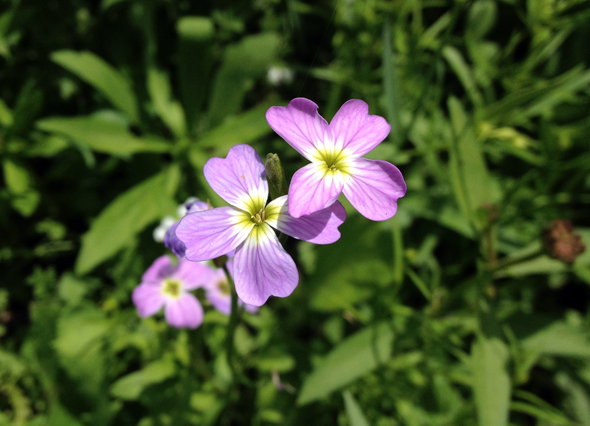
133, 98, 407, 328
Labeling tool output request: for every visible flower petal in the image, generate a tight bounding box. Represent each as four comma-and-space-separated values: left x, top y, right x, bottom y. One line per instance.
176, 207, 253, 262
204, 144, 268, 212
141, 255, 175, 284
173, 258, 219, 290
206, 290, 232, 316
164, 221, 186, 258
164, 293, 204, 329
132, 283, 165, 318
233, 224, 298, 306
153, 216, 176, 242
266, 195, 346, 244
330, 99, 391, 157
343, 158, 406, 221
266, 98, 330, 161
186, 199, 210, 213
287, 162, 345, 218
242, 303, 259, 314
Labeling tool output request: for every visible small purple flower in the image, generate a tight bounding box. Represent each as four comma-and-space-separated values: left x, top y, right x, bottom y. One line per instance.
153, 216, 176, 242
266, 98, 407, 220
132, 255, 213, 329
164, 199, 211, 258
204, 260, 258, 315
176, 144, 346, 306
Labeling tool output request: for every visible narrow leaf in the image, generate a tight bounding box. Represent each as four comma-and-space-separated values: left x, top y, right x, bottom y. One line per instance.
177, 17, 215, 134
522, 321, 590, 358
382, 17, 401, 145
75, 166, 180, 274
472, 337, 511, 426
208, 33, 280, 126
147, 67, 186, 138
297, 323, 394, 405
343, 391, 371, 426
443, 46, 483, 107
111, 357, 176, 400
37, 116, 171, 155
51, 50, 139, 122
448, 97, 492, 227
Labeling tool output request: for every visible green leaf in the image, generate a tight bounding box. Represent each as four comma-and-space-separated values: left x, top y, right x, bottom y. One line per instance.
511, 401, 577, 426
208, 33, 280, 126
522, 321, 590, 358
177, 17, 215, 134
75, 166, 180, 274
310, 259, 386, 311
443, 46, 483, 108
111, 357, 176, 400
101, 0, 130, 10
195, 100, 276, 153
297, 323, 394, 405
556, 373, 590, 426
3, 158, 30, 194
0, 97, 13, 127
54, 310, 109, 358
307, 215, 394, 312
448, 97, 492, 227
0, 350, 26, 378
343, 391, 371, 426
382, 17, 401, 145
256, 352, 295, 372
47, 404, 84, 426
147, 67, 186, 138
5, 82, 43, 139
53, 309, 109, 396
485, 67, 590, 125
466, 0, 496, 39
36, 115, 171, 155
51, 50, 139, 122
471, 337, 511, 426
2, 158, 40, 216
58, 273, 88, 306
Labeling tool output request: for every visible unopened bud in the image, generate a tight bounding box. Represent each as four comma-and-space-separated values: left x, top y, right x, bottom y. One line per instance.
542, 220, 586, 264
213, 255, 228, 269
265, 153, 288, 200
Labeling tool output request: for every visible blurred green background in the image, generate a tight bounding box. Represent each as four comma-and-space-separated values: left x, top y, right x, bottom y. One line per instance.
2, 0, 590, 425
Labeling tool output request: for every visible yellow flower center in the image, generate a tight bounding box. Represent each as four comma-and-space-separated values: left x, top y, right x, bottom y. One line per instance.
161, 279, 182, 298
313, 145, 351, 175
251, 207, 266, 226
217, 279, 231, 295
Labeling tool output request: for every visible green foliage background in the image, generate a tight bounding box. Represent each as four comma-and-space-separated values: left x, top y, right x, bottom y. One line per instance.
2, 0, 590, 425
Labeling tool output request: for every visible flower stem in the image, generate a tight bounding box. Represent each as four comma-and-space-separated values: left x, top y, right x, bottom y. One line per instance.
223, 264, 240, 379
485, 248, 545, 272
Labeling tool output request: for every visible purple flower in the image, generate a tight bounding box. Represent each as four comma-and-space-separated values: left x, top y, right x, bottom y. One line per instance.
266, 98, 407, 220
132, 255, 212, 329
204, 260, 258, 315
164, 199, 211, 258
176, 144, 346, 306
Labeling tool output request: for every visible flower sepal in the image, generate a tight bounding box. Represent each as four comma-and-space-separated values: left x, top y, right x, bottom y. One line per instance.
265, 153, 288, 200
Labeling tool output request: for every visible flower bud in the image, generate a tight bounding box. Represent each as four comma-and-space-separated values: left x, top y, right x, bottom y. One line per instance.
542, 220, 586, 264
265, 153, 288, 200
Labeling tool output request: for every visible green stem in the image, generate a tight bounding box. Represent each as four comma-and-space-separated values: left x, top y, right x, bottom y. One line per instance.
391, 216, 404, 286
485, 248, 545, 273
223, 264, 240, 380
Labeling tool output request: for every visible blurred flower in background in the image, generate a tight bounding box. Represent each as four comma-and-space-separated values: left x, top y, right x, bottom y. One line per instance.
267, 65, 294, 86
132, 255, 209, 329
